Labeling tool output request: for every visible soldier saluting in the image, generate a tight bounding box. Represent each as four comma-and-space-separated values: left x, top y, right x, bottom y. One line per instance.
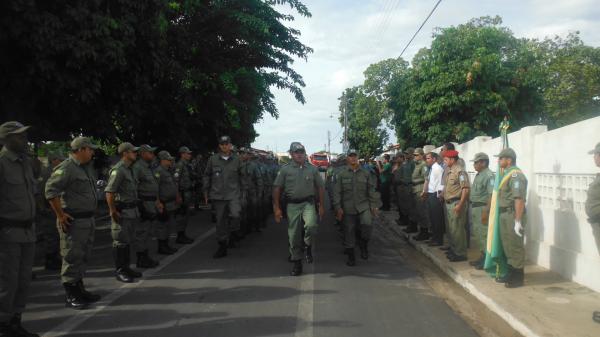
272, 142, 325, 276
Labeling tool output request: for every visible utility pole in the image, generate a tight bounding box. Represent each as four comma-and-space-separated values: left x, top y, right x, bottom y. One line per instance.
327, 130, 331, 158
343, 95, 349, 153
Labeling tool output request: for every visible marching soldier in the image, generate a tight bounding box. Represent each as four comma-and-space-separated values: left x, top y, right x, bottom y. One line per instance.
240, 149, 263, 234
105, 142, 143, 283
131, 145, 160, 268
412, 148, 430, 240
469, 152, 494, 269
0, 121, 39, 337
273, 142, 325, 276
155, 151, 179, 255
203, 136, 242, 258
174, 146, 194, 244
496, 148, 528, 288
442, 149, 470, 262
333, 149, 381, 266
37, 150, 66, 271
45, 137, 101, 310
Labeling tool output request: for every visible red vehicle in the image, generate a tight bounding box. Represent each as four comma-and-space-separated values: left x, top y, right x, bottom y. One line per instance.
309, 152, 329, 171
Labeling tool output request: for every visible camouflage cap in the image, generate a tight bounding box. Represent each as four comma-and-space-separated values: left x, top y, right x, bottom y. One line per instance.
178, 146, 192, 154
413, 148, 424, 155
0, 121, 30, 139
47, 150, 66, 162
289, 142, 305, 153
588, 142, 600, 155
347, 148, 358, 156
496, 148, 516, 160
404, 147, 415, 155
218, 135, 231, 144
470, 152, 489, 162
157, 150, 174, 161
70, 137, 99, 150
138, 144, 157, 153
118, 142, 139, 154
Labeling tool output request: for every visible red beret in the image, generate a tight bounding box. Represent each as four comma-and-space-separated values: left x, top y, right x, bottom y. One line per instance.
443, 150, 459, 158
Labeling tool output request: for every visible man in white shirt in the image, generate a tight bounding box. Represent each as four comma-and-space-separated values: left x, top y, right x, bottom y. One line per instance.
422, 151, 445, 246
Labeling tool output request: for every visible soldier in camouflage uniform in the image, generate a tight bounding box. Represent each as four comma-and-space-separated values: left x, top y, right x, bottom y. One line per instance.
400, 148, 416, 232
46, 137, 101, 310
154, 151, 179, 255
174, 146, 194, 244
412, 148, 431, 241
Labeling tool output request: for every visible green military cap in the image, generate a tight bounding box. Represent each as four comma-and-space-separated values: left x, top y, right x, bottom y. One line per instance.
413, 148, 424, 155
47, 150, 66, 161
0, 121, 30, 139
496, 147, 516, 160
157, 150, 174, 161
138, 144, 157, 153
70, 136, 99, 150
289, 142, 305, 153
347, 148, 358, 156
588, 142, 600, 155
470, 152, 489, 162
404, 147, 415, 155
178, 146, 192, 154
218, 135, 231, 144
118, 142, 139, 154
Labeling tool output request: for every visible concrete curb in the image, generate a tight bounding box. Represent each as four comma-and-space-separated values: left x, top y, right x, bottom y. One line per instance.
383, 213, 541, 337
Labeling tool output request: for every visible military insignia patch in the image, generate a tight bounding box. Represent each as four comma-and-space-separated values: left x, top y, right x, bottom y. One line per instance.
154, 173, 160, 178
511, 172, 517, 178
513, 181, 520, 189
110, 170, 117, 177
54, 169, 64, 176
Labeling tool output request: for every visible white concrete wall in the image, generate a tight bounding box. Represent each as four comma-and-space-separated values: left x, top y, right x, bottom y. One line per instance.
451, 116, 600, 292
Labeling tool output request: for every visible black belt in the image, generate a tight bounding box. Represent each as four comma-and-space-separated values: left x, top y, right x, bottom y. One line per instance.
445, 198, 460, 204
0, 217, 33, 228
116, 201, 138, 210
63, 209, 95, 218
471, 202, 487, 207
499, 206, 515, 213
286, 196, 314, 204
139, 195, 157, 202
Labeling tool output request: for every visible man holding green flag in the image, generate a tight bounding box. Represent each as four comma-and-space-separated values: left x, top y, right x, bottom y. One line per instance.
484, 147, 528, 288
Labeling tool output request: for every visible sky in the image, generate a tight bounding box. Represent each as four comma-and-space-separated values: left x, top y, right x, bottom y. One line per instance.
251, 0, 600, 155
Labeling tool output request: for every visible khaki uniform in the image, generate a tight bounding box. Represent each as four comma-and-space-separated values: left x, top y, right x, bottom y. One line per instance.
0, 147, 36, 322
155, 165, 178, 240
45, 157, 98, 283
174, 159, 193, 232
203, 153, 242, 242
498, 168, 527, 269
586, 173, 600, 225
273, 162, 324, 261
36, 165, 60, 258
412, 160, 430, 229
105, 160, 139, 248
443, 164, 470, 256
132, 159, 159, 252
469, 168, 494, 253
333, 166, 381, 248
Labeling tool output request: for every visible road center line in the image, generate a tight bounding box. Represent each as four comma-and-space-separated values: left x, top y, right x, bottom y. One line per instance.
41, 227, 216, 337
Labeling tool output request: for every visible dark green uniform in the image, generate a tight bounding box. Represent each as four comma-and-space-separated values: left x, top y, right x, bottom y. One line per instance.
174, 159, 193, 232
400, 160, 415, 224
333, 166, 381, 248
443, 164, 470, 257
105, 160, 139, 248
498, 168, 527, 269
45, 157, 98, 283
0, 147, 36, 323
586, 173, 600, 225
470, 168, 494, 253
240, 159, 263, 233
273, 162, 324, 261
412, 160, 430, 230
203, 153, 242, 243
155, 164, 179, 240
132, 159, 159, 252
37, 164, 60, 263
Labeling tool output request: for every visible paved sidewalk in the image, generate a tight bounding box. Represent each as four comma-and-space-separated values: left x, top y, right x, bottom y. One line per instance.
381, 210, 600, 337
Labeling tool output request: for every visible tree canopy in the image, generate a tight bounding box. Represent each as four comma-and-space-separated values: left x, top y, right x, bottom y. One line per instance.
0, 0, 312, 152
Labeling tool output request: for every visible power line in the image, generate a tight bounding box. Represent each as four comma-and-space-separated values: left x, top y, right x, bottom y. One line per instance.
399, 0, 443, 57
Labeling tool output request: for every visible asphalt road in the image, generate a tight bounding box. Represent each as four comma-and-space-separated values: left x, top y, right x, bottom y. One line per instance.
25, 206, 479, 337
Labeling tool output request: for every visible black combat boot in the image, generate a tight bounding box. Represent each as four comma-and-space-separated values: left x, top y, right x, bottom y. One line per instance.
157, 240, 177, 255
114, 248, 134, 283
8, 314, 39, 337
358, 239, 369, 260
290, 260, 303, 276
403, 221, 418, 234
136, 250, 159, 268
305, 245, 313, 264
176, 231, 194, 244
44, 253, 62, 271
413, 228, 430, 241
227, 233, 240, 248
213, 241, 228, 259
77, 280, 101, 303
63, 283, 89, 310
505, 266, 524, 288
345, 248, 356, 266
123, 246, 142, 278
469, 253, 485, 270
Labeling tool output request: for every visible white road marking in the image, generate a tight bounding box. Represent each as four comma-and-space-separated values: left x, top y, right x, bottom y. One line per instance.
41, 228, 216, 337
